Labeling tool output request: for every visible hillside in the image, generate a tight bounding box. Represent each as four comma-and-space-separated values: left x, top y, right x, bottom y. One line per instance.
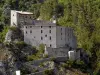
0, 0, 100, 75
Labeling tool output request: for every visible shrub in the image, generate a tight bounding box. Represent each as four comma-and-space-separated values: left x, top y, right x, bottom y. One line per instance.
38, 44, 45, 53
61, 63, 69, 68
43, 69, 54, 75
15, 41, 27, 48
50, 57, 56, 61
39, 62, 44, 67
44, 54, 49, 58
9, 26, 18, 31
33, 69, 39, 72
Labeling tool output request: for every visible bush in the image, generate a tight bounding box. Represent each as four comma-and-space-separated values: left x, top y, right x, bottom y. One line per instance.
43, 69, 54, 75
61, 63, 69, 68
50, 57, 56, 61
33, 69, 39, 72
44, 54, 49, 58
9, 26, 18, 31
15, 41, 27, 48
38, 44, 45, 53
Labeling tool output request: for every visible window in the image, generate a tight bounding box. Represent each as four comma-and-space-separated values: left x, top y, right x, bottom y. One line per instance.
41, 26, 42, 28
30, 26, 32, 28
26, 26, 27, 28
41, 37, 43, 40
45, 35, 47, 37
50, 36, 51, 40
49, 26, 51, 28
26, 31, 27, 34
41, 30, 43, 33
61, 28, 62, 31
49, 30, 51, 33
50, 44, 52, 47
30, 30, 32, 33
13, 14, 14, 16
61, 33, 62, 35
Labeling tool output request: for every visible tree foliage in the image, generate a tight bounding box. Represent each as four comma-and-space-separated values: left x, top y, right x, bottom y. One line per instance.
0, 0, 100, 74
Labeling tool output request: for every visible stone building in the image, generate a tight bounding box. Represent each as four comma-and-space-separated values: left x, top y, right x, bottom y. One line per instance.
11, 10, 33, 30
10, 10, 77, 49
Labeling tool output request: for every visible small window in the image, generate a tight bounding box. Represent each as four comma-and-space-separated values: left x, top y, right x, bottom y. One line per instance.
41, 26, 42, 28
30, 30, 32, 33
41, 30, 43, 33
26, 31, 27, 34
26, 26, 27, 28
41, 37, 43, 40
49, 26, 51, 28
30, 26, 32, 28
61, 33, 62, 35
49, 30, 51, 33
50, 44, 52, 47
50, 36, 51, 40
45, 35, 47, 37
61, 28, 62, 31
13, 14, 14, 16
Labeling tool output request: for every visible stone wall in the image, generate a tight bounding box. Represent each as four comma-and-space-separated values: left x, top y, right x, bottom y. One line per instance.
45, 47, 69, 57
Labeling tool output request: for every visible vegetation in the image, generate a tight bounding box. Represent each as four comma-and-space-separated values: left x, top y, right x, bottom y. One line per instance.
0, 26, 9, 43
43, 69, 54, 75
27, 44, 45, 61
0, 0, 100, 74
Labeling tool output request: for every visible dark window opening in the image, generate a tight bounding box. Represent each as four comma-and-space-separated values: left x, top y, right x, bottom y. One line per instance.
45, 35, 47, 37
41, 37, 43, 40
41, 30, 43, 33
30, 30, 32, 33
61, 33, 62, 35
30, 26, 32, 28
41, 26, 42, 28
50, 36, 51, 40
26, 26, 27, 28
13, 14, 14, 16
49, 26, 51, 28
50, 44, 52, 47
26, 31, 27, 34
49, 30, 51, 33
61, 28, 62, 31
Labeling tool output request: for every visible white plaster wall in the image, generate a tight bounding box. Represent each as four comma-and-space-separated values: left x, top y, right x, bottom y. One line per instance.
11, 10, 18, 26
11, 10, 33, 27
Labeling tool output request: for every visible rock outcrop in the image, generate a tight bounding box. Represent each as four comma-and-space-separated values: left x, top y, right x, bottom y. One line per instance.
4, 27, 23, 43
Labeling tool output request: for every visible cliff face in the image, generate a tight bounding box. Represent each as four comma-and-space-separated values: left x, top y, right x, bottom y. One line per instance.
4, 27, 24, 43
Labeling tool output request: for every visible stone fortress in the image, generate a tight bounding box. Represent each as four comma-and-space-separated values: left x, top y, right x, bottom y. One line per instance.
11, 10, 77, 49
2, 10, 80, 61
10, 10, 79, 59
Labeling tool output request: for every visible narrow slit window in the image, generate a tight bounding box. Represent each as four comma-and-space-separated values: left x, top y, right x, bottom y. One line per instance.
41, 30, 43, 33
41, 37, 43, 40
50, 36, 51, 40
